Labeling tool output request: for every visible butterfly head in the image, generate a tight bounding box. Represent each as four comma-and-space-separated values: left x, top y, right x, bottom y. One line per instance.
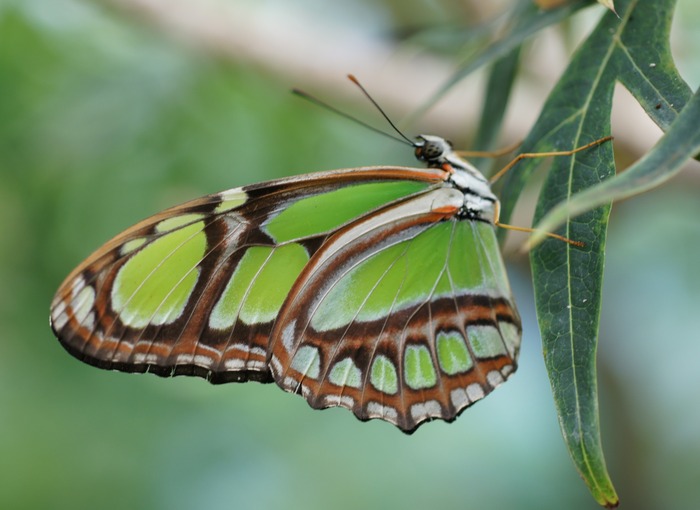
414, 134, 482, 178
413, 134, 454, 166
414, 135, 497, 220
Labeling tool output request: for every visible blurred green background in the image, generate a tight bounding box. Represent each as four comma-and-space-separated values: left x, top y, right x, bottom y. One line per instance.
1, 0, 699, 509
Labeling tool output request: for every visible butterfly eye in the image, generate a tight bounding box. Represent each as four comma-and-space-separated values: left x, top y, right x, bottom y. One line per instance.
423, 140, 443, 159
415, 139, 444, 162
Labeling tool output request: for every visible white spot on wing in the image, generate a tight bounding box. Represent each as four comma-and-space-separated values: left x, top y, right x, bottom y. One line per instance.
132, 353, 161, 365
226, 343, 250, 355
283, 375, 297, 390
282, 320, 297, 354
410, 400, 442, 421
72, 284, 96, 328
322, 394, 355, 408
250, 347, 266, 357
71, 276, 86, 296
450, 388, 469, 408
194, 354, 214, 367
299, 384, 312, 398
215, 189, 248, 213
499, 321, 521, 358
224, 358, 245, 370
175, 354, 195, 365
487, 370, 504, 388
270, 355, 282, 376
290, 345, 321, 379
366, 402, 398, 421
246, 360, 266, 370
466, 383, 485, 402
51, 299, 69, 330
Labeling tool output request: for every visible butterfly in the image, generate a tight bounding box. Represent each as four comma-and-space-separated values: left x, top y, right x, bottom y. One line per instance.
52, 77, 596, 434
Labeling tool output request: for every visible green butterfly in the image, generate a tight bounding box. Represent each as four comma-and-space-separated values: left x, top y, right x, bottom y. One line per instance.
50, 80, 606, 433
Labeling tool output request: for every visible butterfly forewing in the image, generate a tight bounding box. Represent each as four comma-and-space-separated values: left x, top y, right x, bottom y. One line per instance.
50, 167, 446, 384
269, 188, 521, 433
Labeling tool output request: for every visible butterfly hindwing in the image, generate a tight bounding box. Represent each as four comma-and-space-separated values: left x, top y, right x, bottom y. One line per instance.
269, 188, 521, 432
50, 167, 446, 384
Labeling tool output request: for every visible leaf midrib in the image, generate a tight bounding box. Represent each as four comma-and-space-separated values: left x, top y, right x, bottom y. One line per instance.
562, 0, 636, 495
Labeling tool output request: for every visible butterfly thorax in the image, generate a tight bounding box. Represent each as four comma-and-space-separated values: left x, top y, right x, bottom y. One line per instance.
414, 134, 497, 221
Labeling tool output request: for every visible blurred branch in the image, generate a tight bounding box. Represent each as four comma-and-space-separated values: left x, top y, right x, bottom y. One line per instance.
96, 0, 487, 136
95, 0, 675, 160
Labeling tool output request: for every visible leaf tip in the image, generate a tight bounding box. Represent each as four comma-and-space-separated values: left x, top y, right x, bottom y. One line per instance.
601, 495, 620, 509
597, 0, 619, 18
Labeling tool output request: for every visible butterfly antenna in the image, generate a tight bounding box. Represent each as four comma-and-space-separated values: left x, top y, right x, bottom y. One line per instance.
346, 74, 415, 146
292, 81, 413, 147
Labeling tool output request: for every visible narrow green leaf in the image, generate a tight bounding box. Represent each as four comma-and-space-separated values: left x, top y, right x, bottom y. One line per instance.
614, 0, 691, 130
530, 79, 617, 508
417, 0, 586, 114
531, 86, 700, 245
490, 0, 690, 506
497, 0, 689, 226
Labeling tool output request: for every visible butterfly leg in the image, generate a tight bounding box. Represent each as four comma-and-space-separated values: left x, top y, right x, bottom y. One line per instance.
489, 136, 613, 184
492, 201, 585, 247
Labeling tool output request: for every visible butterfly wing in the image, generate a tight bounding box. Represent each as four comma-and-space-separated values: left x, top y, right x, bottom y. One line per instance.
50, 167, 446, 383
269, 187, 521, 432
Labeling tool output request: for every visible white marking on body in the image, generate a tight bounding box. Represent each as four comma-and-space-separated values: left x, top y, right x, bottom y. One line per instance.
466, 383, 485, 402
